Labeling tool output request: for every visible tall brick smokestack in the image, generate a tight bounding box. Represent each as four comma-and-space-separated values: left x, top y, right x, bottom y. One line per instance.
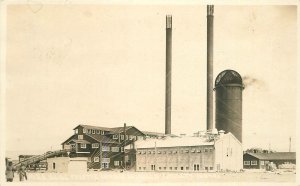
207, 5, 214, 131
165, 15, 172, 135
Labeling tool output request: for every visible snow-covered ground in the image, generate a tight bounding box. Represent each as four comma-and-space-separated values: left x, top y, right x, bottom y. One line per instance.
10, 170, 296, 183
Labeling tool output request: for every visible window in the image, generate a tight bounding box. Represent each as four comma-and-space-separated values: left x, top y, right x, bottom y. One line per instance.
92, 143, 99, 148
204, 148, 208, 152
181, 167, 184, 170
102, 146, 110, 151
92, 129, 95, 134
186, 167, 189, 170
185, 150, 189, 153
111, 147, 119, 152
53, 163, 55, 170
244, 161, 250, 165
148, 151, 152, 154
101, 131, 105, 135
151, 165, 155, 171
174, 167, 177, 170
197, 150, 202, 153
114, 161, 119, 166
143, 167, 146, 170
210, 149, 213, 152
261, 161, 265, 165
164, 167, 166, 170
96, 130, 100, 134
159, 167, 161, 170
78, 135, 83, 140
251, 161, 257, 165
121, 147, 124, 152
83, 128, 87, 134
121, 135, 124, 140
139, 167, 141, 170
113, 134, 118, 139
210, 167, 213, 170
94, 157, 99, 162
173, 151, 177, 154
158, 151, 161, 154
75, 129, 78, 134
81, 143, 86, 148
101, 162, 109, 168
170, 167, 172, 170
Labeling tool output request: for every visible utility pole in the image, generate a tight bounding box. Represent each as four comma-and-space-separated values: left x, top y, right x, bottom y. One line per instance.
154, 141, 157, 172
289, 137, 291, 152
99, 142, 102, 169
123, 123, 126, 170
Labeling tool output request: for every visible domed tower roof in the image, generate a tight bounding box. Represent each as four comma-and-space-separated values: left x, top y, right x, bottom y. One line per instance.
215, 69, 244, 88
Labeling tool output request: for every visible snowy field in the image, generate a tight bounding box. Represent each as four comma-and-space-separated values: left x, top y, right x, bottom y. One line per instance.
10, 170, 296, 183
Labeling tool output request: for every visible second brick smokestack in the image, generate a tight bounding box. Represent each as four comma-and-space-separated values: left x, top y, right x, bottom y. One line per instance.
207, 5, 214, 131
165, 15, 172, 135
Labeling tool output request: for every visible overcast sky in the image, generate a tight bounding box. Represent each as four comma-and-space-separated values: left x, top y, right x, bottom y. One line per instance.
3, 4, 297, 157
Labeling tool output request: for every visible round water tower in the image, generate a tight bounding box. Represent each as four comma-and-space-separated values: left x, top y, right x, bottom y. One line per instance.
214, 69, 244, 142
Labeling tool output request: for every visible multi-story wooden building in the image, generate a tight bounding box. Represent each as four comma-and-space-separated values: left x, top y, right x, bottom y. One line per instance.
61, 124, 159, 169
135, 131, 243, 172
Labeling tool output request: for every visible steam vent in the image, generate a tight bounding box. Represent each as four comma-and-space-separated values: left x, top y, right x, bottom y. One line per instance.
214, 70, 244, 142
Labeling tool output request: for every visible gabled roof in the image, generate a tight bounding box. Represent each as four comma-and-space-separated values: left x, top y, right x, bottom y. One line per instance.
215, 132, 242, 146
135, 136, 214, 149
108, 126, 134, 134
142, 131, 165, 136
73, 124, 111, 131
110, 126, 146, 136
74, 124, 147, 136
61, 134, 77, 145
142, 131, 177, 137
246, 152, 296, 160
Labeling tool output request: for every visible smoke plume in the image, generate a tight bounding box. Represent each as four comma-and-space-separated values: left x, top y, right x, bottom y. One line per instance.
242, 76, 265, 89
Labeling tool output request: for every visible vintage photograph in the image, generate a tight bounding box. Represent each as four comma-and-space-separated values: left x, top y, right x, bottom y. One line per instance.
1, 0, 297, 184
